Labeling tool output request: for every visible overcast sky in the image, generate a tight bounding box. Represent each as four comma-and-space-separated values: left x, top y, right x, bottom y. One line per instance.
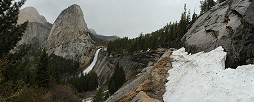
23, 0, 201, 38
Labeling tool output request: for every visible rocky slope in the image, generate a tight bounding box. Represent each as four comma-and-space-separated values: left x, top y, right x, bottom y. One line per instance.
46, 4, 95, 63
17, 7, 51, 49
104, 1, 254, 101
182, 0, 254, 68
92, 49, 163, 85
105, 49, 172, 102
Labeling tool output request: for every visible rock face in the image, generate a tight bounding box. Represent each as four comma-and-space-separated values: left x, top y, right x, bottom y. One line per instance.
18, 5, 95, 64
18, 22, 51, 48
182, 0, 254, 67
46, 4, 95, 62
18, 7, 47, 24
17, 7, 51, 48
105, 50, 171, 102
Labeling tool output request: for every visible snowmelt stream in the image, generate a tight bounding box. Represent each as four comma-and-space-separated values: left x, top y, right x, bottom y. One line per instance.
82, 48, 101, 75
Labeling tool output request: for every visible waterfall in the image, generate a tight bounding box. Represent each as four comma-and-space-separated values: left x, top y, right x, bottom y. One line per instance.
82, 48, 101, 75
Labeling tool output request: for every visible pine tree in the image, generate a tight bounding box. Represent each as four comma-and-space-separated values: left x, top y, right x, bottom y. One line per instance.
187, 9, 191, 23
88, 71, 98, 91
192, 11, 198, 22
190, 11, 198, 26
93, 88, 104, 102
207, 0, 215, 10
177, 4, 188, 46
108, 78, 116, 95
116, 65, 126, 87
200, 0, 206, 14
108, 63, 126, 95
0, 0, 27, 58
35, 50, 50, 88
0, 0, 27, 100
200, 0, 215, 14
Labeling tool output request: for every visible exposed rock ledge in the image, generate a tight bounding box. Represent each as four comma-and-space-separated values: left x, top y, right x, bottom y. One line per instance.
105, 49, 173, 102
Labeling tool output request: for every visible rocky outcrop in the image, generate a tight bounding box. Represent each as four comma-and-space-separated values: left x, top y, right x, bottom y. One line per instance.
105, 50, 172, 102
18, 7, 47, 25
232, 0, 254, 66
18, 22, 51, 48
46, 4, 95, 63
17, 7, 51, 49
131, 91, 160, 102
182, 0, 253, 68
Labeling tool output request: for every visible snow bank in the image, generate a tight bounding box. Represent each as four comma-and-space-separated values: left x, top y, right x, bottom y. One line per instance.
82, 48, 101, 75
82, 97, 92, 102
163, 46, 254, 102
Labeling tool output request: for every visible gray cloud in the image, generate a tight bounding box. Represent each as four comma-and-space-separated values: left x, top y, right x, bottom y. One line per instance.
23, 0, 200, 38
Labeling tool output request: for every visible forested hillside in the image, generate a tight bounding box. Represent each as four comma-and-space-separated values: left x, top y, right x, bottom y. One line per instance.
107, 0, 216, 54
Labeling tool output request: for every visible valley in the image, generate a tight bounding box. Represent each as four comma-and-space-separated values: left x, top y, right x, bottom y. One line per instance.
1, 0, 254, 102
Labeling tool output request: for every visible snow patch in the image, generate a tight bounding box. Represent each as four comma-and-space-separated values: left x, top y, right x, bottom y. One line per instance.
82, 97, 92, 102
163, 46, 254, 102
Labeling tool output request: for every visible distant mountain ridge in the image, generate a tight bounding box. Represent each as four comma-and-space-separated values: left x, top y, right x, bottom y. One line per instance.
89, 29, 119, 41
18, 7, 47, 25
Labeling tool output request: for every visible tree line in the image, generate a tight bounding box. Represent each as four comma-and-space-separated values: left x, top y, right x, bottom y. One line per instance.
200, 0, 216, 14
107, 4, 198, 54
107, 1, 216, 55
67, 72, 98, 93
92, 62, 127, 102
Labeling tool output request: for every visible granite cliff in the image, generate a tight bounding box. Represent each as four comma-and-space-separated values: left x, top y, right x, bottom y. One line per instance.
182, 0, 254, 68
17, 7, 51, 49
18, 7, 47, 24
46, 4, 95, 63
18, 4, 95, 64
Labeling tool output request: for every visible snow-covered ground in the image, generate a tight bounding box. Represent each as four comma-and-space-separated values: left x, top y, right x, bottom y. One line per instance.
163, 46, 254, 102
82, 97, 92, 102
82, 48, 101, 75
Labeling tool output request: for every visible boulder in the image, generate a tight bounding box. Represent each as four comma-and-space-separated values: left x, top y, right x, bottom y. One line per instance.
182, 0, 254, 68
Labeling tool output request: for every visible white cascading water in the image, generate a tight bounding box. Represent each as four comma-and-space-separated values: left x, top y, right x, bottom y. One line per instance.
82, 48, 101, 75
